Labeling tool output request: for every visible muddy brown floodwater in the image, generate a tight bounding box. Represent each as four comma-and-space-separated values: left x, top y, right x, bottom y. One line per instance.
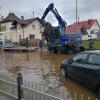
0, 50, 97, 100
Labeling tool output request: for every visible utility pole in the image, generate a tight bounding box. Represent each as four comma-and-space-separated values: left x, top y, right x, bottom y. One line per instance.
0, 6, 1, 20
76, 0, 78, 23
33, 11, 34, 18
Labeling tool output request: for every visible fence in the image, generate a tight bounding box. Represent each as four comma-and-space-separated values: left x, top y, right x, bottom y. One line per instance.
0, 72, 73, 100
0, 72, 99, 100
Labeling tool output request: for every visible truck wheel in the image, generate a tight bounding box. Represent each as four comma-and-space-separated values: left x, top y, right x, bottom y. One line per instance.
57, 50, 61, 53
54, 49, 58, 53
50, 49, 54, 53
68, 50, 74, 54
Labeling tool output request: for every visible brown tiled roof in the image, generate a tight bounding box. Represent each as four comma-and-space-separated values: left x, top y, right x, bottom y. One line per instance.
1, 13, 40, 25
23, 17, 40, 25
1, 13, 23, 24
65, 19, 96, 33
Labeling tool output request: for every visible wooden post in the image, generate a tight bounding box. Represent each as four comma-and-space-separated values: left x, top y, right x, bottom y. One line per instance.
17, 73, 23, 100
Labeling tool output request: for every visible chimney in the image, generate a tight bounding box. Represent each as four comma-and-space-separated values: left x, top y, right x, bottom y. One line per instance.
88, 19, 92, 24
21, 16, 24, 20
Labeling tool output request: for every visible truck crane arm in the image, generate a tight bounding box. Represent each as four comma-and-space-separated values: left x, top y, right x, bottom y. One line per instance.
41, 3, 66, 31
41, 3, 54, 21
51, 7, 66, 29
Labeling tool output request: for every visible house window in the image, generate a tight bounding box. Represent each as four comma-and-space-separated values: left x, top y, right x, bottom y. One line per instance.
29, 34, 35, 39
90, 31, 94, 34
32, 25, 35, 28
1, 25, 6, 31
19, 35, 21, 39
5, 36, 7, 39
3, 25, 6, 31
88, 35, 92, 37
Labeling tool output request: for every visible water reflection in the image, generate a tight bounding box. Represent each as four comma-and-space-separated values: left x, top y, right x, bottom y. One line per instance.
8, 65, 21, 74
0, 50, 97, 99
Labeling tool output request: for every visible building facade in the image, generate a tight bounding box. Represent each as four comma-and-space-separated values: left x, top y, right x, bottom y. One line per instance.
0, 13, 42, 43
65, 19, 100, 40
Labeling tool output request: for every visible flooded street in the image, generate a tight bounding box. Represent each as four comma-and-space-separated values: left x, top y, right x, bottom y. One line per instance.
0, 50, 97, 100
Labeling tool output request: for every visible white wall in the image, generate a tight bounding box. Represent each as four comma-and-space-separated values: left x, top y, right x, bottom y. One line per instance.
24, 20, 41, 39
90, 22, 100, 33
1, 22, 20, 42
1, 22, 12, 33
82, 34, 97, 40
0, 19, 42, 42
83, 21, 99, 40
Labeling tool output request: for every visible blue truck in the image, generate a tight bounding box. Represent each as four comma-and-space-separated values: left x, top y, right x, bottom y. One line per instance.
48, 33, 83, 53
41, 3, 84, 53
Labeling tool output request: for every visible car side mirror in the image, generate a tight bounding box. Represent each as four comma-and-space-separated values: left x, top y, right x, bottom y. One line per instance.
68, 59, 73, 64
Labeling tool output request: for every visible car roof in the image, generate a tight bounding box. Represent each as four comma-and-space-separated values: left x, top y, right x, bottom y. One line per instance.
82, 50, 100, 55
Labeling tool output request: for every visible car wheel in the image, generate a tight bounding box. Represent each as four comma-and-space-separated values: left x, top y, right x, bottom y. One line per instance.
50, 48, 58, 53
60, 67, 67, 77
51, 49, 54, 53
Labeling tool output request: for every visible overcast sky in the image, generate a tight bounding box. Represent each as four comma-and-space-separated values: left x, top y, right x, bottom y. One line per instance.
0, 0, 100, 26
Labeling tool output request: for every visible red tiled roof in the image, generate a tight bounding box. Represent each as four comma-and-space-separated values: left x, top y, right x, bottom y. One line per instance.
65, 19, 96, 33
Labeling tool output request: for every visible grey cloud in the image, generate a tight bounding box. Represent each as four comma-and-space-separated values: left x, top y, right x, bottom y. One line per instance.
0, 0, 100, 25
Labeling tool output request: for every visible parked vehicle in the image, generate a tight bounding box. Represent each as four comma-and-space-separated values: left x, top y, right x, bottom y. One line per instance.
0, 39, 14, 48
60, 50, 100, 96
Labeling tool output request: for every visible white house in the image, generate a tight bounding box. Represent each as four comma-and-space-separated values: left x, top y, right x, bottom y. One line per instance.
65, 19, 100, 40
0, 13, 42, 43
